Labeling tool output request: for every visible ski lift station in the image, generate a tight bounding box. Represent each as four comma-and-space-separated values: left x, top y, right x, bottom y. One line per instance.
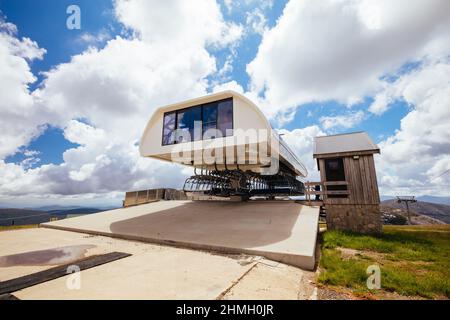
139, 90, 307, 199
42, 91, 382, 270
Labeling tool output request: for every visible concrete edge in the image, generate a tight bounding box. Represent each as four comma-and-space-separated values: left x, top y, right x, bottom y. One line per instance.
40, 223, 317, 271
303, 205, 321, 258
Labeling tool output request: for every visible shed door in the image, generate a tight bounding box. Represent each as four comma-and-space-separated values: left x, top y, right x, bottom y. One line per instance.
324, 158, 347, 198
325, 158, 345, 181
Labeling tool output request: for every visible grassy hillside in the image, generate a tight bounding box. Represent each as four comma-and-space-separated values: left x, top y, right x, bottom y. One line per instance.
318, 225, 450, 299
0, 224, 38, 231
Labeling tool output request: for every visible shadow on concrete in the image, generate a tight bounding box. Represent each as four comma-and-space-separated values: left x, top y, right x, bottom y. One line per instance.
110, 201, 302, 248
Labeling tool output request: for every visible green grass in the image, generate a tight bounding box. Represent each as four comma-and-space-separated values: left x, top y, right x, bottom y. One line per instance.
0, 225, 38, 231
318, 225, 450, 299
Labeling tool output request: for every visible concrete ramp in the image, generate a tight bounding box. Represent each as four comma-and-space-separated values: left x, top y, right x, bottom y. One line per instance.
41, 201, 320, 270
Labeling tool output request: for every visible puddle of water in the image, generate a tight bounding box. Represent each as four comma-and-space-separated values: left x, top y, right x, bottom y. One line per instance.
0, 245, 96, 267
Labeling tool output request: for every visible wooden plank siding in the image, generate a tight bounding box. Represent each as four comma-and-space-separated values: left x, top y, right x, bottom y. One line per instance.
368, 155, 380, 202
318, 155, 380, 205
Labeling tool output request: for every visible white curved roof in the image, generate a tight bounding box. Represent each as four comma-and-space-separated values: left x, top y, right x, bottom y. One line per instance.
139, 90, 272, 149
139, 90, 308, 177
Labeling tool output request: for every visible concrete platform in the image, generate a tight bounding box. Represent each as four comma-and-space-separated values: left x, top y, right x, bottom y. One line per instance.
42, 200, 320, 270
0, 228, 317, 299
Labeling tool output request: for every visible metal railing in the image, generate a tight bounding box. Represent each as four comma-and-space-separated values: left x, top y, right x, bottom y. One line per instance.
277, 133, 308, 177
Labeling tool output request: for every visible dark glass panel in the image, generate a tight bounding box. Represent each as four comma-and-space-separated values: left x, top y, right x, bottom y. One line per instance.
162, 112, 176, 145
217, 99, 233, 136
161, 98, 233, 145
176, 106, 201, 142
202, 102, 218, 138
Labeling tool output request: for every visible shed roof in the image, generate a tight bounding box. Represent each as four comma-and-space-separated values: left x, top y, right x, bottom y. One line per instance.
313, 131, 380, 158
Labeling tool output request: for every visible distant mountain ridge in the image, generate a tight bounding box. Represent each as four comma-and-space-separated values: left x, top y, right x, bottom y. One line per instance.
381, 199, 450, 224
381, 195, 450, 206
27, 205, 85, 211
0, 208, 53, 226
46, 207, 105, 215
416, 196, 450, 206
0, 206, 115, 226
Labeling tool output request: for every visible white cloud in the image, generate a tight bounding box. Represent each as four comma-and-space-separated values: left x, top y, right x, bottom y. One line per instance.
427, 157, 450, 185
319, 110, 365, 130
223, 0, 234, 13
247, 0, 450, 119
0, 22, 48, 158
0, 20, 17, 34
369, 59, 450, 115
223, 0, 273, 14
0, 0, 242, 205
115, 0, 243, 50
212, 80, 244, 94
242, 0, 273, 11
278, 125, 326, 181
0, 120, 189, 198
78, 29, 112, 45
2, 0, 450, 206
20, 156, 41, 170
246, 9, 268, 35
215, 55, 234, 82
243, 0, 450, 196
23, 149, 40, 157
375, 59, 450, 196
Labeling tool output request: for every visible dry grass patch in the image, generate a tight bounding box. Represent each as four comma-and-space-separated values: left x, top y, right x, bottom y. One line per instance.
0, 225, 38, 232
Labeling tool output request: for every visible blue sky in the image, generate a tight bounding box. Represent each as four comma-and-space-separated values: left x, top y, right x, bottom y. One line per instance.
2, 0, 406, 167
1, 0, 449, 207
1, 0, 120, 167
1, 0, 120, 85
1, 0, 275, 167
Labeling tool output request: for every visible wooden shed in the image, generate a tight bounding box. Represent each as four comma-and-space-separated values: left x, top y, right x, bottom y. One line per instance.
309, 132, 382, 233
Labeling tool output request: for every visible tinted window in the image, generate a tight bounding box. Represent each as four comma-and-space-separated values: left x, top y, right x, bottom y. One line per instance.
202, 102, 218, 137
161, 98, 233, 145
162, 112, 176, 145
176, 106, 201, 142
217, 99, 233, 136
